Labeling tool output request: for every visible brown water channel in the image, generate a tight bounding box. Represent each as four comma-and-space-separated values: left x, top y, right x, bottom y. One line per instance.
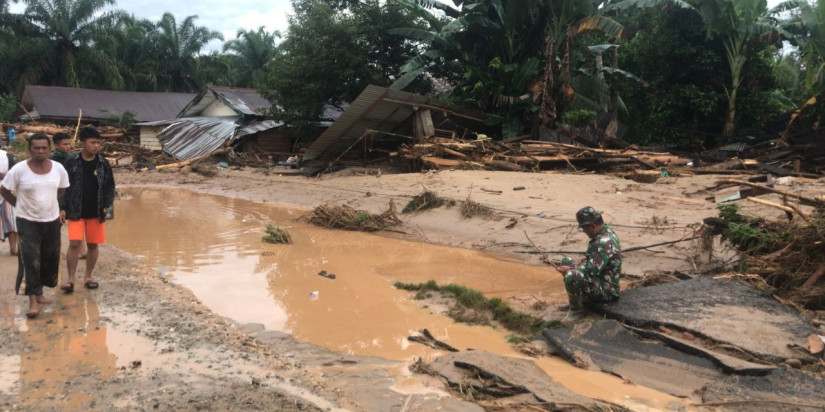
100, 187, 684, 409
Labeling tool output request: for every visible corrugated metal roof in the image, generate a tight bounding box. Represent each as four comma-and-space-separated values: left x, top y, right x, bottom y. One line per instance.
21, 85, 195, 122
157, 117, 283, 160
302, 85, 494, 161
178, 87, 272, 117
157, 117, 240, 161
236, 120, 283, 138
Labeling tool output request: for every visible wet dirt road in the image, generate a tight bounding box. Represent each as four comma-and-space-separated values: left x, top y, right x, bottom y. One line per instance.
104, 187, 688, 409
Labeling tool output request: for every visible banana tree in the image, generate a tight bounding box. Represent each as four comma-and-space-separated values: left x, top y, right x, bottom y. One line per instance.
608, 0, 794, 137
391, 0, 627, 137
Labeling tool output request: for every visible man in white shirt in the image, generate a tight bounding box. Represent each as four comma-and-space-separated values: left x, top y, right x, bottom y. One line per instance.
0, 133, 69, 318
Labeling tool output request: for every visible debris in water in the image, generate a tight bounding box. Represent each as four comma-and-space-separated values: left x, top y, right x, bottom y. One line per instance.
262, 224, 292, 244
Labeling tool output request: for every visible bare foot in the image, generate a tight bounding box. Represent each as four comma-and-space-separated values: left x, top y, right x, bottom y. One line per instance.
26, 308, 38, 318
35, 296, 52, 304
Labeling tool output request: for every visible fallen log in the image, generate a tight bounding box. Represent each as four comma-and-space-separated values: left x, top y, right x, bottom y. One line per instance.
482, 157, 522, 171
2, 123, 68, 135
440, 147, 468, 159
155, 147, 229, 170
801, 264, 825, 289
420, 156, 464, 168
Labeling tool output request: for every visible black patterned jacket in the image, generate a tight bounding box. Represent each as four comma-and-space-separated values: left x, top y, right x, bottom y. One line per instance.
59, 153, 116, 222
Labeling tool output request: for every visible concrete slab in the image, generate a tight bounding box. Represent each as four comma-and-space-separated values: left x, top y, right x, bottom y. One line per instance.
429, 350, 610, 408
602, 277, 817, 362
542, 320, 722, 398
625, 325, 777, 375
701, 368, 825, 411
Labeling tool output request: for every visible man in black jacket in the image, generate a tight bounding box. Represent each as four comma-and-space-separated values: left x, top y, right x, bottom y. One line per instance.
59, 127, 115, 292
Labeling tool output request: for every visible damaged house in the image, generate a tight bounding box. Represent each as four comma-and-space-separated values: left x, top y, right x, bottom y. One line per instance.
138, 87, 342, 160
301, 85, 497, 169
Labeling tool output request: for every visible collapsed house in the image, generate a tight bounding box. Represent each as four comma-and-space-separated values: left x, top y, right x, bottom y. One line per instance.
18, 85, 195, 124
301, 84, 498, 170
137, 87, 342, 161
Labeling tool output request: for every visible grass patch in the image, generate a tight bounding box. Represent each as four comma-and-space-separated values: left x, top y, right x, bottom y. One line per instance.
460, 199, 494, 219
262, 224, 292, 244
402, 191, 445, 214
303, 200, 401, 231
395, 280, 546, 335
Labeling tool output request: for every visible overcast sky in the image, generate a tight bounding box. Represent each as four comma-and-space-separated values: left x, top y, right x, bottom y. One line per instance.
9, 0, 786, 53
9, 0, 294, 52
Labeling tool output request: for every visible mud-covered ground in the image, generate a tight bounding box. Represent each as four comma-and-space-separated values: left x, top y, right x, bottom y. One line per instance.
2, 166, 824, 411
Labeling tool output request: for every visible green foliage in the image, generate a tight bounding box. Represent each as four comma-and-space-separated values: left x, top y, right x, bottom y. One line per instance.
392, 0, 630, 138
715, 204, 787, 254
617, 6, 778, 147
222, 27, 280, 89
0, 93, 15, 122
10, 0, 126, 90
265, 0, 429, 145
560, 109, 597, 127
394, 280, 545, 335
11, 137, 27, 153
262, 224, 292, 244
154, 13, 224, 92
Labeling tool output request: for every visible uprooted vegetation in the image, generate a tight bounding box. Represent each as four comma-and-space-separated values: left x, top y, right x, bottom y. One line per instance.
460, 198, 495, 219
394, 280, 548, 336
708, 203, 825, 310
302, 200, 402, 231
262, 224, 292, 244
402, 190, 449, 214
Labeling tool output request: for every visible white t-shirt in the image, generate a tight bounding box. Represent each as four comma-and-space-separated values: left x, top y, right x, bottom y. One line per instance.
1, 160, 69, 222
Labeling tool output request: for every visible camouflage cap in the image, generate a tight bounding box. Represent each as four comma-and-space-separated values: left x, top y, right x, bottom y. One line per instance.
576, 206, 602, 227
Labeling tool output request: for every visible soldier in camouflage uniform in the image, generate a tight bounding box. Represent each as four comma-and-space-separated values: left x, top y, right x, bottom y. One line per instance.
556, 206, 622, 323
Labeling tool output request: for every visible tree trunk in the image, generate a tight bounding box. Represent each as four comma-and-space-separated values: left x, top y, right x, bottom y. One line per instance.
606, 39, 619, 140
723, 86, 737, 137
539, 33, 557, 129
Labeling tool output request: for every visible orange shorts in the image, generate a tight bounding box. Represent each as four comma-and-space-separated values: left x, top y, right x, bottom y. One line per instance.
68, 219, 106, 244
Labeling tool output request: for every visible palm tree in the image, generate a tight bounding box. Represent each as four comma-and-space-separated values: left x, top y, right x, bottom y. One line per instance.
99, 14, 162, 91
608, 0, 794, 137
155, 12, 223, 92
17, 0, 125, 89
222, 26, 279, 88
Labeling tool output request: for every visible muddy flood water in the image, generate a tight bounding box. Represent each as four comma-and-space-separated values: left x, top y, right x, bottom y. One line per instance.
95, 187, 685, 409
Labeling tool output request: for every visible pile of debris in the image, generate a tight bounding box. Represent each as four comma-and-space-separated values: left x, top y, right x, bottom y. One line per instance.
401, 137, 690, 178
703, 179, 825, 312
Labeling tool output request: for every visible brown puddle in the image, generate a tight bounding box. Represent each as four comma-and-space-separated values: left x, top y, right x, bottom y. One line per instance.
57, 187, 684, 409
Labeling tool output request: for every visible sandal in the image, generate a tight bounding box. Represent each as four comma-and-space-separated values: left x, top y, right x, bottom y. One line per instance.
60, 282, 75, 293
84, 280, 99, 289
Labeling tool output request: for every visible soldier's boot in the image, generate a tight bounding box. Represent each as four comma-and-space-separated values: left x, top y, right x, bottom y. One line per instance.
561, 294, 587, 324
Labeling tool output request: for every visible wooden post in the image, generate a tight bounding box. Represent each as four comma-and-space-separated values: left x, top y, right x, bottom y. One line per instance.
413, 109, 434, 140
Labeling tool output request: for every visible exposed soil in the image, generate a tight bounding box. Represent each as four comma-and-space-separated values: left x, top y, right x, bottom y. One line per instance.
3, 165, 824, 410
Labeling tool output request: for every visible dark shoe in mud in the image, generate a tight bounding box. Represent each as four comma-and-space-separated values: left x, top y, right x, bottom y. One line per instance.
61, 282, 75, 293
84, 280, 99, 289
318, 270, 327, 277
327, 273, 336, 279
